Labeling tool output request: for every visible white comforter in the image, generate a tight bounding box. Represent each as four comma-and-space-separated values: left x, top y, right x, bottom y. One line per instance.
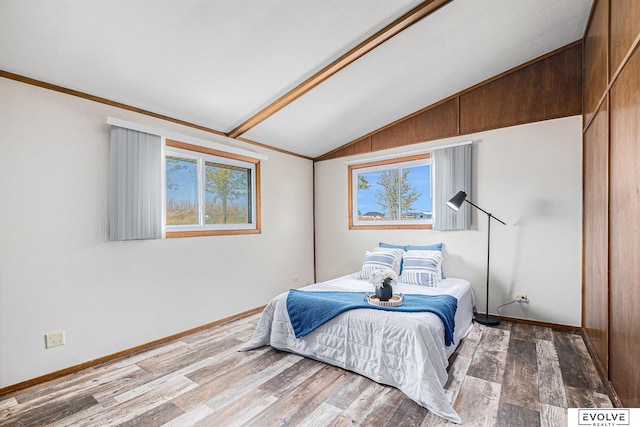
239, 273, 475, 424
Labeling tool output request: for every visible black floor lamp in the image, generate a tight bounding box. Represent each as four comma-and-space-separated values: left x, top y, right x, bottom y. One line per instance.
447, 190, 506, 327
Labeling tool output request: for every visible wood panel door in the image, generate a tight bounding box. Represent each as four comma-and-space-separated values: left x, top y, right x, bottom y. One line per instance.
609, 48, 640, 408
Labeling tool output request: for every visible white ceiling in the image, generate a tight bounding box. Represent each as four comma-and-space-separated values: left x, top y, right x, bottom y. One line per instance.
0, 0, 592, 158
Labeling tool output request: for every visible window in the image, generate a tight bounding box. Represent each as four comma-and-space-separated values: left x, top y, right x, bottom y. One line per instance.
349, 154, 432, 229
165, 139, 260, 237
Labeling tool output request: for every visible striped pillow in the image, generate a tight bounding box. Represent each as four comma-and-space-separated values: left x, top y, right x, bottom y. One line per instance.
400, 250, 443, 287
358, 250, 398, 280
372, 247, 403, 274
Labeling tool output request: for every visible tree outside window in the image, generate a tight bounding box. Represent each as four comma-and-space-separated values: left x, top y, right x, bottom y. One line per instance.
165, 139, 260, 237
349, 155, 432, 229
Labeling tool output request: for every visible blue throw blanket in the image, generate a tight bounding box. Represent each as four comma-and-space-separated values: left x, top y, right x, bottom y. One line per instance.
286, 290, 458, 346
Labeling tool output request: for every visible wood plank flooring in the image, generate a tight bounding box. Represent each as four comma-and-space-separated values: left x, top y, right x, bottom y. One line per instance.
0, 314, 612, 426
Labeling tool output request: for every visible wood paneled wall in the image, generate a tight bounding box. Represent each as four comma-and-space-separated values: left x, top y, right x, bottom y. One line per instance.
583, 0, 640, 408
316, 42, 582, 162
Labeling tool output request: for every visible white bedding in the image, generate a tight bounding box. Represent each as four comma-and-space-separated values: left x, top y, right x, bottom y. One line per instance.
239, 272, 475, 424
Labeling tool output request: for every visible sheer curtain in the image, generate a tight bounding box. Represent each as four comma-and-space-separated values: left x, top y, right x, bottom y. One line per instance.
108, 126, 162, 241
433, 143, 472, 231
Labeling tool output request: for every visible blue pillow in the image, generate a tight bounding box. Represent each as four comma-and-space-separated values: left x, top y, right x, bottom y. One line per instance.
406, 243, 446, 278
407, 243, 443, 251
379, 242, 409, 250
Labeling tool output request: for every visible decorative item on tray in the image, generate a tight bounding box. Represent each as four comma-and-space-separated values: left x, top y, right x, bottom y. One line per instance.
369, 267, 398, 301
366, 293, 404, 307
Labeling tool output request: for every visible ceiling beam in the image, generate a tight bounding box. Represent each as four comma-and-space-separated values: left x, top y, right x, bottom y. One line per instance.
227, 0, 452, 139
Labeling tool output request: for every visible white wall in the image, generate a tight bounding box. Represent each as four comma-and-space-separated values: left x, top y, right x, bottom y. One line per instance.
0, 78, 315, 388
315, 116, 583, 326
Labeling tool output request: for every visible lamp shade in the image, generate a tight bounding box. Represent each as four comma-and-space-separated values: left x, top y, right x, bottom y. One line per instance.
447, 191, 467, 211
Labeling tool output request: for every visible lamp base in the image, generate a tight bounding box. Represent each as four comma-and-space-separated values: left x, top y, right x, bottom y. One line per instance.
474, 314, 500, 327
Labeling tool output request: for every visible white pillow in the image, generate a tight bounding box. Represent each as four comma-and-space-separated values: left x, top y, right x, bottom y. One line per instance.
373, 247, 403, 275
399, 250, 443, 287
358, 250, 400, 279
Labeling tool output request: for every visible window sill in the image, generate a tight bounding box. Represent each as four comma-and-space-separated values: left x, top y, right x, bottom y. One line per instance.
166, 228, 261, 238
349, 224, 433, 230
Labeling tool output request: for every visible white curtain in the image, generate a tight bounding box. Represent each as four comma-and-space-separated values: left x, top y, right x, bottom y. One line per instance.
433, 143, 472, 231
109, 126, 162, 241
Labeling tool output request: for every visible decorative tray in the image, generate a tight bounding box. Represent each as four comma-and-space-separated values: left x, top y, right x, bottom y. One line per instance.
366, 293, 404, 307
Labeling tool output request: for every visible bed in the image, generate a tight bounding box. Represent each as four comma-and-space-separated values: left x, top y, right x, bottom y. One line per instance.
239, 270, 474, 423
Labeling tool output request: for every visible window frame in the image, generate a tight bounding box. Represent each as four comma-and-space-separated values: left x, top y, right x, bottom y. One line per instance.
348, 153, 433, 230
165, 139, 261, 238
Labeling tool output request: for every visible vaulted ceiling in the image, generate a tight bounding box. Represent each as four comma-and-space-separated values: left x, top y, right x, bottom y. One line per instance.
0, 0, 592, 158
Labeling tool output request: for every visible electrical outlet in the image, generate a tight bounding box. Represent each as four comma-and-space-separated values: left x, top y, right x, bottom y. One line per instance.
45, 331, 65, 349
515, 294, 529, 303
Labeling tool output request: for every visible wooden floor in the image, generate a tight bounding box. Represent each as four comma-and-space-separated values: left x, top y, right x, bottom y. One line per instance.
0, 313, 612, 426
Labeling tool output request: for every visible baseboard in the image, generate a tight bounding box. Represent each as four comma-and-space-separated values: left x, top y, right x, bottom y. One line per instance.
0, 306, 264, 396
475, 312, 582, 332
581, 329, 623, 408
